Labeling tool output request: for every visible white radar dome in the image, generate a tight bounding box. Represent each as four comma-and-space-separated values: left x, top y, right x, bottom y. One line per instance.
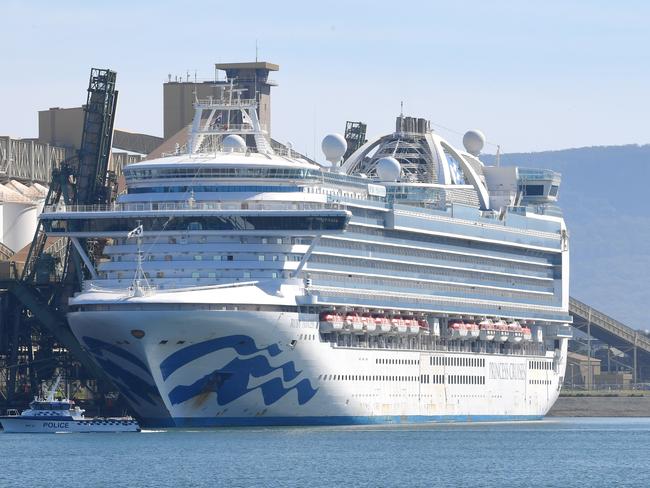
223, 134, 247, 152
375, 157, 401, 181
321, 134, 347, 164
462, 130, 486, 156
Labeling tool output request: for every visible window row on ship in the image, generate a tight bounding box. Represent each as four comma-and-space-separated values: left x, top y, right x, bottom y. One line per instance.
307, 254, 555, 293
127, 186, 374, 202
316, 373, 486, 385
98, 260, 556, 303
306, 272, 556, 304
106, 235, 555, 282
103, 237, 557, 290
347, 226, 561, 266
312, 287, 567, 321
319, 236, 555, 278
124, 166, 375, 188
102, 250, 553, 294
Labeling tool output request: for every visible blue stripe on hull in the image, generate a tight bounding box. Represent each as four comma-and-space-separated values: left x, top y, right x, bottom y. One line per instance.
140, 414, 544, 428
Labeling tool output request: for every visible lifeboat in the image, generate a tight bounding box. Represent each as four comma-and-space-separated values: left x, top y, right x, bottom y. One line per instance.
363, 314, 377, 334
466, 322, 480, 339
418, 319, 431, 335
494, 320, 509, 342
375, 315, 392, 333
508, 321, 523, 343
478, 319, 496, 341
391, 316, 408, 334
319, 312, 344, 333
404, 317, 420, 335
448, 321, 468, 340
346, 313, 364, 334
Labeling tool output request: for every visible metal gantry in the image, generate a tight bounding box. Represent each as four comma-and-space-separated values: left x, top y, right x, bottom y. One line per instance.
1, 68, 120, 412
343, 121, 367, 160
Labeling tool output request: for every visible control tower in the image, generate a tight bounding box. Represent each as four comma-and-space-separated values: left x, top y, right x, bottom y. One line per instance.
163, 62, 279, 140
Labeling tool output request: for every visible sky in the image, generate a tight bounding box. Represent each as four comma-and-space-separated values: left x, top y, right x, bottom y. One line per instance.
1, 0, 649, 158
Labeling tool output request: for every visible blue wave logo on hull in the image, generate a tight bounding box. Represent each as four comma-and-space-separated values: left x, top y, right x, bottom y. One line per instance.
161, 335, 318, 407
82, 336, 166, 410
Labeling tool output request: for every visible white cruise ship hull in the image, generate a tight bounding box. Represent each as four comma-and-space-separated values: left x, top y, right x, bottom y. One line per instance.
68, 306, 566, 427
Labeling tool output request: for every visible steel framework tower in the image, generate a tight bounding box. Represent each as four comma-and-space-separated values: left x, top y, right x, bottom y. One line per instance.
1, 68, 120, 411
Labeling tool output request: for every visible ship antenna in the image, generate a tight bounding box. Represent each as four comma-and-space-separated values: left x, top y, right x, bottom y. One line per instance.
496, 144, 501, 167
128, 221, 152, 296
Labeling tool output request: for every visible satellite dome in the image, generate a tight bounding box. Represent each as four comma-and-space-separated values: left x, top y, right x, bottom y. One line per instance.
375, 157, 401, 181
321, 134, 347, 164
223, 134, 246, 152
462, 130, 485, 156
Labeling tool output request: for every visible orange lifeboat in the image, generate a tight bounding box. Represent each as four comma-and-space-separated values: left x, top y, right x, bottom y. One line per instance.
391, 316, 407, 334
494, 320, 509, 342
362, 313, 377, 334
508, 321, 523, 343
466, 322, 480, 339
346, 313, 364, 334
448, 321, 468, 340
319, 311, 344, 332
404, 316, 420, 335
478, 319, 496, 341
375, 315, 392, 333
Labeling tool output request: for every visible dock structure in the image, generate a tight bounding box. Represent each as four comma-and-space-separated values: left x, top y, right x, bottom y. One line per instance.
0, 137, 66, 185
569, 297, 650, 385
0, 68, 124, 414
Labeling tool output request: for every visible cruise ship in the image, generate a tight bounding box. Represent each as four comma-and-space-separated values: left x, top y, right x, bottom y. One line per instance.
40, 87, 572, 427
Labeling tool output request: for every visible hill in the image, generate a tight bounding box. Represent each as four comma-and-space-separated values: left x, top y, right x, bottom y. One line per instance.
482, 145, 650, 329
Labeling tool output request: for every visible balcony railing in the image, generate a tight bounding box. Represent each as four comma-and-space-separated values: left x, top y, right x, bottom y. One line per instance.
41, 201, 344, 214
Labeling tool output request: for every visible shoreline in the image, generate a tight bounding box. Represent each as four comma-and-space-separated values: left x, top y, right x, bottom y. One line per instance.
549, 392, 650, 417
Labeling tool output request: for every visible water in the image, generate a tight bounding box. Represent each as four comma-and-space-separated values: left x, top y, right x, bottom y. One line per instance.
1, 418, 649, 488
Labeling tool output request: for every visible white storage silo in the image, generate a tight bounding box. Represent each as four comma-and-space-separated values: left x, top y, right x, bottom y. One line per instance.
0, 184, 38, 254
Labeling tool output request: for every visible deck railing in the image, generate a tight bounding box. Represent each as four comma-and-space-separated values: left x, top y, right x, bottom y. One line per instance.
41, 201, 344, 214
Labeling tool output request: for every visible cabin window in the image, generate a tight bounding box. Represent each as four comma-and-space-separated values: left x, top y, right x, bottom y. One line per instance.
523, 184, 545, 196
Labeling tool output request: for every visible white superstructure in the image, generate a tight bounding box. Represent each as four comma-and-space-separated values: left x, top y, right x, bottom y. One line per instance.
39, 87, 571, 427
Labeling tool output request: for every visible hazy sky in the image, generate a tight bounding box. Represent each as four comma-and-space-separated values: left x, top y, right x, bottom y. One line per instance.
1, 0, 649, 158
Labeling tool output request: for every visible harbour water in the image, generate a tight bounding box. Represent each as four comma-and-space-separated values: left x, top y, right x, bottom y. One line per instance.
1, 418, 649, 487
